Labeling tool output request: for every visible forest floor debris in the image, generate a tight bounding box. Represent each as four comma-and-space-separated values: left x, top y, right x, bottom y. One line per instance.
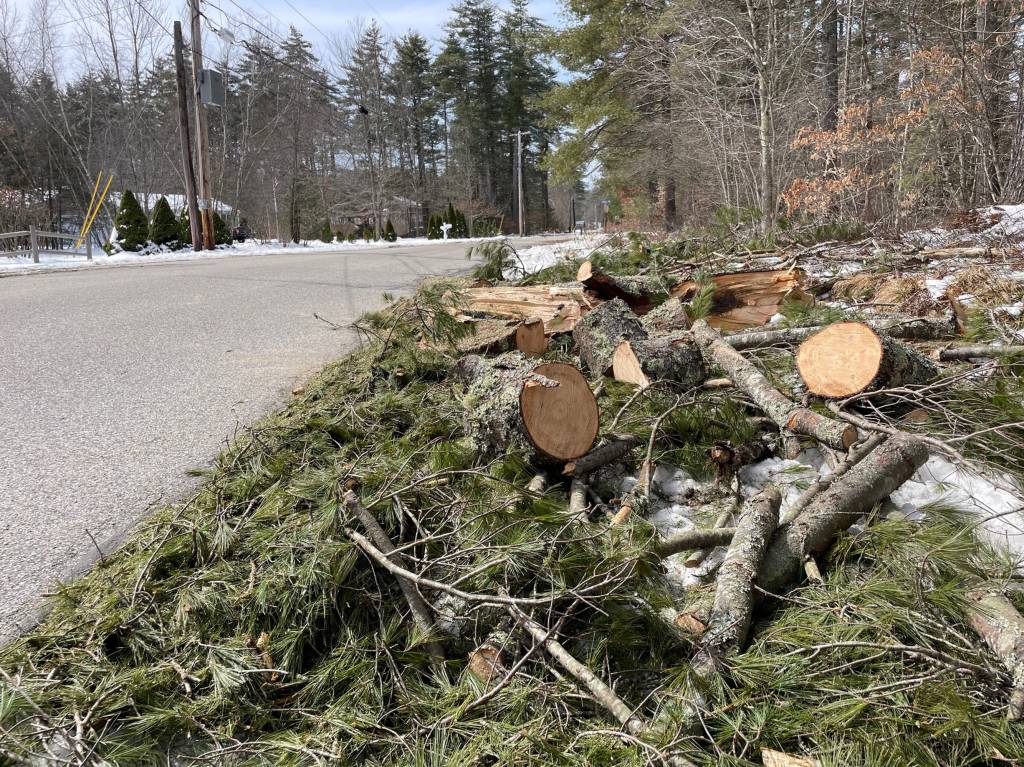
2, 223, 1024, 765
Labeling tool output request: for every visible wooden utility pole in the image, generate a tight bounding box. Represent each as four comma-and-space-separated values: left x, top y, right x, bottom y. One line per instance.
189, 0, 215, 249
515, 130, 526, 237
173, 22, 201, 251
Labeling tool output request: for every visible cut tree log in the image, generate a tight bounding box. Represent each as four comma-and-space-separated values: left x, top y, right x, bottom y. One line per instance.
515, 317, 548, 357
671, 269, 811, 330
693, 486, 781, 676
691, 320, 858, 450
757, 434, 928, 594
723, 316, 956, 351
462, 284, 593, 334
796, 322, 939, 399
572, 298, 647, 375
576, 260, 658, 314
456, 352, 599, 462
966, 587, 1024, 720
610, 335, 707, 390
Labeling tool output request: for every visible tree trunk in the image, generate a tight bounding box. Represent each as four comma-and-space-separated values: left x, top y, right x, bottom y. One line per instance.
610, 335, 706, 390
577, 261, 658, 314
966, 587, 1024, 720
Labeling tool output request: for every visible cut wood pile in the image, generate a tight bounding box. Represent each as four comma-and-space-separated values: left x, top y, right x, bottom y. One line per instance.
3, 232, 1024, 766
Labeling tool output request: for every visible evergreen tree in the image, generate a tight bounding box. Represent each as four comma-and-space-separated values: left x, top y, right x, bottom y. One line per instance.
177, 208, 192, 249
384, 218, 397, 241
213, 211, 231, 246
148, 197, 178, 247
320, 220, 333, 242
114, 190, 149, 251
427, 214, 441, 239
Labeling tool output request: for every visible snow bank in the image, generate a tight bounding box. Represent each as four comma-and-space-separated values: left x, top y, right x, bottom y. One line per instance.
0, 235, 503, 276
500, 235, 601, 278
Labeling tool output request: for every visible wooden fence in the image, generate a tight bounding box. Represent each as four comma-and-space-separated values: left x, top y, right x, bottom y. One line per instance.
0, 225, 93, 263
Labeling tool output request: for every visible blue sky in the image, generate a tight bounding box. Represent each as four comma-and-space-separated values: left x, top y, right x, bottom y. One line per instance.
210, 0, 565, 52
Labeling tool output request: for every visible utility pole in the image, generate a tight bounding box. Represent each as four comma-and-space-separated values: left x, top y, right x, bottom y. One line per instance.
189, 0, 215, 249
358, 105, 381, 239
515, 130, 526, 237
173, 21, 201, 251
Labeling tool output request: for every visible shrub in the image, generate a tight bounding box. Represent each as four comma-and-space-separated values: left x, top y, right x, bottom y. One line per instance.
320, 220, 333, 243
148, 197, 178, 247
384, 218, 397, 242
114, 190, 149, 251
427, 214, 441, 239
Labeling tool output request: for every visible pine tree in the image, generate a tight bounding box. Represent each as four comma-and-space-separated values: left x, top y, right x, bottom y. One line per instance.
177, 208, 192, 249
148, 197, 178, 247
114, 190, 149, 251
213, 211, 231, 246
320, 220, 333, 242
384, 218, 397, 241
426, 214, 441, 239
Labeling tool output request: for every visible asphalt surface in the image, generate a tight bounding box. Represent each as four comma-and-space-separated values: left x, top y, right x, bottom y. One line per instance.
0, 238, 559, 642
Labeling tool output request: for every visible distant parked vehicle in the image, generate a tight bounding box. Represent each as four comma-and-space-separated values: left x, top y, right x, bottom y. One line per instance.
231, 224, 252, 242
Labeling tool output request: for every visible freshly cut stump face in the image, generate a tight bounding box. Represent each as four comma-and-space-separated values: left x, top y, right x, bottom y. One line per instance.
797, 322, 884, 398
519, 362, 599, 461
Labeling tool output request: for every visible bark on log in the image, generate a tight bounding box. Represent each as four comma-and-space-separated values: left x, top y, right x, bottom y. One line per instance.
724, 317, 956, 351
576, 260, 658, 314
966, 587, 1024, 720
563, 435, 639, 477
611, 334, 707, 390
654, 527, 738, 558
641, 297, 691, 333
796, 322, 939, 399
756, 434, 928, 594
691, 320, 858, 450
693, 486, 781, 676
939, 344, 1024, 361
572, 298, 647, 375
456, 352, 599, 462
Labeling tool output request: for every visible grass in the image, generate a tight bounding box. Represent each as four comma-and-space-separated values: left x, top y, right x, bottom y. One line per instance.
2, 239, 1024, 766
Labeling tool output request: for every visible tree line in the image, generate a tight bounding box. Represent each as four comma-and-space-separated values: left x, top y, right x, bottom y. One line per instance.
547, 0, 1024, 233
0, 0, 558, 241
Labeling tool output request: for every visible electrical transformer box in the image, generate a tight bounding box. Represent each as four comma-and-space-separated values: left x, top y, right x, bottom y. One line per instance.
199, 69, 225, 107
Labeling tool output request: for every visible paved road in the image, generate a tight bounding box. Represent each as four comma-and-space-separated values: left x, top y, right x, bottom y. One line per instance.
0, 238, 559, 641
